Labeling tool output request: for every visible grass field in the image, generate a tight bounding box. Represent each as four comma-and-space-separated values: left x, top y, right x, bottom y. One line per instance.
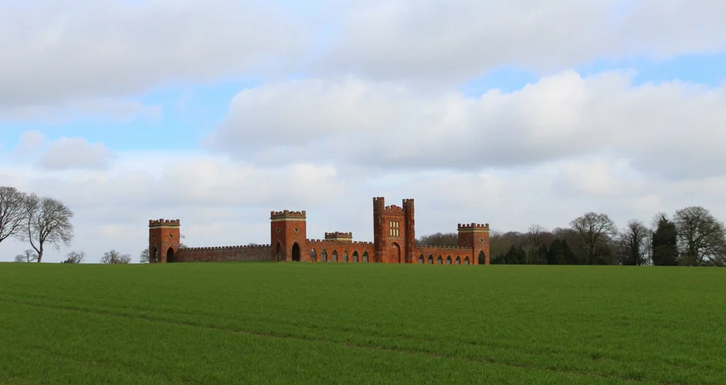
0, 263, 724, 384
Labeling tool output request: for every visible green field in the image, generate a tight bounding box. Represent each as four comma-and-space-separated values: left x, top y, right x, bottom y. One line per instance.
0, 263, 724, 384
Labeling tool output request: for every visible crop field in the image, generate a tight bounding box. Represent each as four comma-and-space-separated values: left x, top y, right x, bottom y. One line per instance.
0, 263, 724, 385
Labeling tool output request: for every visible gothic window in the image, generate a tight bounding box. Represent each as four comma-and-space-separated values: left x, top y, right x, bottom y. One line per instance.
446, 256, 452, 265
332, 250, 338, 262
418, 254, 424, 264
362, 251, 369, 263
428, 255, 433, 264
343, 251, 349, 263
455, 256, 461, 265
310, 248, 317, 262
437, 256, 443, 264
321, 249, 328, 262
389, 221, 400, 237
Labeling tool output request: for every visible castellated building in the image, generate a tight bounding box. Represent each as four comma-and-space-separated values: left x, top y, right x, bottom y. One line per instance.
149, 197, 490, 265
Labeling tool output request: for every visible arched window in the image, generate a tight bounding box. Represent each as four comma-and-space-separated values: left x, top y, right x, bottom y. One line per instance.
353, 251, 359, 263
343, 250, 349, 263
478, 250, 486, 265
446, 256, 452, 265
418, 254, 424, 264
464, 256, 470, 265
321, 249, 328, 262
428, 255, 433, 264
310, 248, 317, 262
437, 256, 443, 265
362, 251, 369, 263
332, 250, 338, 262
455, 256, 461, 265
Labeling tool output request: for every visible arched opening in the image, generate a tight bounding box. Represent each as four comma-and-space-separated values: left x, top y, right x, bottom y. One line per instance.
151, 246, 158, 263
428, 255, 433, 264
343, 251, 349, 263
362, 251, 369, 263
418, 254, 424, 264
321, 249, 328, 262
446, 256, 452, 265
276, 243, 282, 262
309, 248, 317, 262
478, 250, 486, 265
391, 242, 401, 263
167, 247, 176, 263
437, 256, 443, 265
353, 251, 359, 263
332, 250, 338, 262
464, 256, 470, 265
292, 243, 301, 262
455, 256, 461, 265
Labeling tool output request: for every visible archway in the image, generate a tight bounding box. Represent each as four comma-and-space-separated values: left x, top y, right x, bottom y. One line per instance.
391, 242, 401, 263
310, 248, 317, 262
446, 256, 452, 265
362, 251, 369, 263
292, 243, 301, 262
276, 243, 282, 262
455, 256, 461, 265
437, 256, 443, 265
321, 249, 328, 262
151, 246, 158, 263
428, 255, 433, 264
343, 251, 349, 263
166, 247, 175, 263
418, 254, 424, 264
478, 251, 486, 265
353, 251, 359, 263
464, 257, 470, 265
331, 250, 338, 262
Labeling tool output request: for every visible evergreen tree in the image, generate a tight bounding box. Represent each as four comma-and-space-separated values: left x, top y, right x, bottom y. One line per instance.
652, 214, 678, 266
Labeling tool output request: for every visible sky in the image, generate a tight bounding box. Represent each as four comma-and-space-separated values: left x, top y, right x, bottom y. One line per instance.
1, 0, 726, 263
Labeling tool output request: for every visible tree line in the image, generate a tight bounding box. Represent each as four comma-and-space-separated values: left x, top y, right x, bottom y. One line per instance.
417, 206, 726, 266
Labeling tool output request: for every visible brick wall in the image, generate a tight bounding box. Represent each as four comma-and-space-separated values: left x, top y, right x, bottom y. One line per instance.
175, 245, 273, 262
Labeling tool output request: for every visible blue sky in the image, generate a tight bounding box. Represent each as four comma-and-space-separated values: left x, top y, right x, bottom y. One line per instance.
1, 0, 726, 262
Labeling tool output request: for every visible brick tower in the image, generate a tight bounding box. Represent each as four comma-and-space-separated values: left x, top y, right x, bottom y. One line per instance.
402, 199, 416, 265
270, 210, 307, 262
148, 219, 181, 263
373, 197, 409, 263
457, 223, 490, 265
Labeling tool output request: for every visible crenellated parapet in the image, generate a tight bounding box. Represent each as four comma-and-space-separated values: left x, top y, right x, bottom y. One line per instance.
149, 219, 180, 227
182, 244, 271, 252
457, 223, 490, 231
270, 210, 306, 222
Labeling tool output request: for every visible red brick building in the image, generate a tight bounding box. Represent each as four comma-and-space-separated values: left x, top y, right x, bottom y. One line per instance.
149, 197, 490, 265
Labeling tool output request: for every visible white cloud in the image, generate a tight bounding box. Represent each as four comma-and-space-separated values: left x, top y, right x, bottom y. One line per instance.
210, 71, 726, 178
0, 0, 308, 109
320, 0, 726, 83
40, 137, 113, 170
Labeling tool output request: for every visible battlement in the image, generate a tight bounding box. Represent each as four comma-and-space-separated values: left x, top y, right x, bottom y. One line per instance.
308, 239, 374, 246
325, 232, 353, 242
402, 198, 414, 206
383, 205, 404, 215
457, 223, 490, 231
182, 244, 271, 252
149, 219, 180, 227
270, 210, 306, 220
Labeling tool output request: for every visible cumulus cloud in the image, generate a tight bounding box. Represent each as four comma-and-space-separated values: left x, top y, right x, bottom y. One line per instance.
210, 71, 726, 178
0, 0, 308, 109
40, 137, 113, 170
320, 0, 726, 83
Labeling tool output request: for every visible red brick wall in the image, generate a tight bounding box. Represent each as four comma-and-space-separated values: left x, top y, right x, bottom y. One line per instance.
176, 245, 273, 262
416, 246, 473, 265
305, 240, 375, 262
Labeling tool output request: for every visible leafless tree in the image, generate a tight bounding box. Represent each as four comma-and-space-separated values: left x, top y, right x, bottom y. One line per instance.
139, 248, 149, 263
570, 212, 618, 265
23, 194, 74, 263
100, 250, 132, 264
674, 206, 726, 266
14, 249, 38, 263
0, 186, 28, 250
617, 220, 650, 265
62, 251, 85, 264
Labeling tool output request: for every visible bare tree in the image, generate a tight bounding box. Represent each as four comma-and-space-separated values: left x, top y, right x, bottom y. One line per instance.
617, 220, 650, 265
673, 206, 726, 266
139, 248, 149, 263
23, 194, 74, 262
0, 186, 28, 249
62, 251, 85, 264
14, 249, 38, 263
570, 212, 618, 265
100, 250, 132, 264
